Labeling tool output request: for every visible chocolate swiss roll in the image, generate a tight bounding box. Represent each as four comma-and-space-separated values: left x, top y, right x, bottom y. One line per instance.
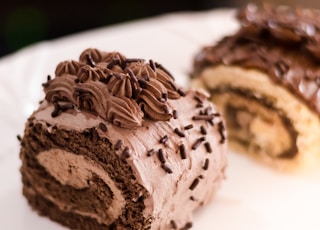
191, 4, 320, 171
19, 48, 227, 229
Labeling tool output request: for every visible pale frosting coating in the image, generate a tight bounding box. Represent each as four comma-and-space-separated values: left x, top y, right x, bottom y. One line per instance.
44, 48, 183, 128
32, 89, 227, 229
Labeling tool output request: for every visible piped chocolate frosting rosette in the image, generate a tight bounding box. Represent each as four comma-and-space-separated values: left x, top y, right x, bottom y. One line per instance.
44, 48, 184, 128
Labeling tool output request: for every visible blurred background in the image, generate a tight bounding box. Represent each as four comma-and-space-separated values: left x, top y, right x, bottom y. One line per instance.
1, 0, 320, 57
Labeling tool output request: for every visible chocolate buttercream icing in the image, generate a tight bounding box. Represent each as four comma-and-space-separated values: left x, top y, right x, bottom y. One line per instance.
44, 49, 185, 128
193, 3, 320, 115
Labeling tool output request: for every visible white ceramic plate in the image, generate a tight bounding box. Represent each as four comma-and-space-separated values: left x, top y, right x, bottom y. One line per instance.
1, 9, 320, 230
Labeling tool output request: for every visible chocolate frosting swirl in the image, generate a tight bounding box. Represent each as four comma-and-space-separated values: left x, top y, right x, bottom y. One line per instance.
45, 75, 77, 103
55, 61, 84, 76
193, 3, 320, 115
77, 65, 106, 82
43, 49, 183, 128
74, 81, 143, 128
107, 73, 134, 98
79, 48, 103, 64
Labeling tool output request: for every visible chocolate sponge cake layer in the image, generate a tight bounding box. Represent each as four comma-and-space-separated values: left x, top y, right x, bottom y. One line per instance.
20, 121, 150, 229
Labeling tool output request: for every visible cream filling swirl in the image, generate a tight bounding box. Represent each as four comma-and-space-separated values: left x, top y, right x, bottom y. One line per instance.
36, 148, 125, 225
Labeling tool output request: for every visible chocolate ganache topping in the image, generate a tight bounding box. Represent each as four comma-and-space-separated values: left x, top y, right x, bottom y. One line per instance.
43, 48, 185, 128
193, 3, 320, 115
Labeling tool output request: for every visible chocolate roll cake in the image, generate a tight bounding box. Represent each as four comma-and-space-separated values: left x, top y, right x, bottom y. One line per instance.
191, 3, 320, 171
19, 48, 227, 229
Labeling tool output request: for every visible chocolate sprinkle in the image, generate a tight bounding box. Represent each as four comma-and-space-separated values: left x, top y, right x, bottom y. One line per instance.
192, 114, 214, 121
190, 196, 196, 201
107, 58, 121, 69
193, 95, 204, 103
207, 119, 214, 126
59, 102, 74, 112
149, 59, 156, 71
200, 125, 207, 135
177, 88, 186, 97
132, 87, 142, 99
51, 101, 61, 117
86, 54, 95, 67
127, 68, 138, 83
196, 103, 203, 108
174, 128, 185, 137
192, 137, 205, 150
161, 164, 173, 174
218, 121, 226, 144
189, 178, 200, 190
173, 110, 178, 119
179, 144, 187, 160
138, 78, 148, 88
125, 58, 144, 64
181, 222, 193, 230
114, 140, 123, 150
184, 124, 193, 130
98, 122, 107, 132
204, 142, 212, 153
203, 158, 209, 170
147, 149, 155, 156
157, 149, 166, 164
121, 147, 130, 159
159, 135, 168, 144
42, 75, 51, 87
16, 134, 22, 142
170, 220, 178, 229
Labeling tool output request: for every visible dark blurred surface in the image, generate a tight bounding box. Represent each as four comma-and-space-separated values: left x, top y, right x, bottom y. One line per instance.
0, 0, 239, 57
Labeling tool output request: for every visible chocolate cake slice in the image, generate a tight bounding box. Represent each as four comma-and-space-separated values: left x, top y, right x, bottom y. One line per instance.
191, 3, 320, 171
19, 48, 227, 229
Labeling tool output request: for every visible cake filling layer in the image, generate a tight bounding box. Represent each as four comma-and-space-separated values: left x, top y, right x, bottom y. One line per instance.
36, 148, 125, 224
210, 87, 298, 159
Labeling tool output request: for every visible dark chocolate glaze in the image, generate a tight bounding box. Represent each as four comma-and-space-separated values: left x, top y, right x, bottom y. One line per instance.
193, 3, 320, 116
